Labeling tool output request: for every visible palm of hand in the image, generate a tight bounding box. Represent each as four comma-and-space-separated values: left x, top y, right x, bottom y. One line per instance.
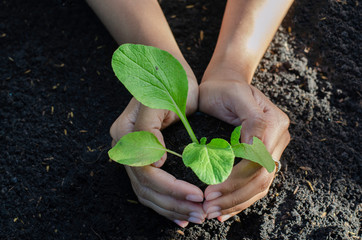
199, 78, 290, 221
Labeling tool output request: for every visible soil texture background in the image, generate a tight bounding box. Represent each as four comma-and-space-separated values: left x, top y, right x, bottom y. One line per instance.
0, 0, 361, 239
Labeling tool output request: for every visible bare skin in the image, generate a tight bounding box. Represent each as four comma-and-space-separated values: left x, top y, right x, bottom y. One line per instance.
200, 0, 293, 222
86, 0, 202, 227
87, 0, 293, 226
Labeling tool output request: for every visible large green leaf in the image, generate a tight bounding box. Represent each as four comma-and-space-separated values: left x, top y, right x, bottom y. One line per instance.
182, 138, 235, 185
112, 44, 188, 115
230, 126, 275, 173
108, 131, 166, 166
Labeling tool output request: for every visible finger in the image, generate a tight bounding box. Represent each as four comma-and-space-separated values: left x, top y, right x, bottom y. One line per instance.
272, 131, 290, 171
205, 132, 290, 220
216, 190, 268, 222
139, 197, 190, 224
214, 133, 290, 222
126, 166, 205, 224
134, 105, 178, 131
110, 98, 141, 141
230, 86, 267, 143
271, 131, 291, 162
133, 107, 169, 167
199, 81, 243, 125
174, 220, 189, 228
204, 159, 261, 201
127, 166, 204, 202
204, 167, 274, 217
140, 195, 204, 227
217, 211, 240, 222
248, 86, 290, 152
137, 194, 205, 224
262, 110, 290, 154
128, 167, 205, 216
204, 132, 289, 208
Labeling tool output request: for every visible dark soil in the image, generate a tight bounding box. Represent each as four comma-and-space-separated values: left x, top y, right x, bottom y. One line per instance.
1, 0, 361, 239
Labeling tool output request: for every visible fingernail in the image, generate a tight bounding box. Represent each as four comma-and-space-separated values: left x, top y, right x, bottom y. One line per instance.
206, 192, 222, 201
186, 194, 203, 202
218, 214, 231, 222
207, 211, 221, 219
189, 211, 205, 219
173, 220, 189, 228
248, 138, 253, 145
188, 217, 203, 224
206, 206, 221, 214
152, 160, 162, 168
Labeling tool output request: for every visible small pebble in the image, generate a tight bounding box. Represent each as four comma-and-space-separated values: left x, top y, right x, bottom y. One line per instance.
11, 177, 18, 183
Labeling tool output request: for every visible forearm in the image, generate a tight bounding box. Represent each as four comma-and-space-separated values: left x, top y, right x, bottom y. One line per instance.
205, 0, 294, 83
86, 0, 189, 71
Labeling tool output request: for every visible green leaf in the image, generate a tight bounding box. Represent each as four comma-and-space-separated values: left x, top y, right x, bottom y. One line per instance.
112, 44, 188, 115
112, 44, 198, 143
108, 131, 166, 166
230, 125, 242, 146
182, 138, 235, 185
230, 126, 275, 173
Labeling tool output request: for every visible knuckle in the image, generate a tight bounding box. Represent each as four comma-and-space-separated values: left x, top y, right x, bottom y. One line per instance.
230, 199, 240, 212
253, 166, 265, 179
259, 180, 270, 193
285, 131, 291, 144
225, 181, 240, 194
253, 168, 272, 193
168, 180, 178, 198
253, 114, 268, 130
258, 174, 272, 193
109, 115, 127, 141
137, 186, 149, 199
131, 179, 149, 198
279, 112, 290, 130
169, 202, 182, 214
109, 120, 118, 140
133, 170, 150, 188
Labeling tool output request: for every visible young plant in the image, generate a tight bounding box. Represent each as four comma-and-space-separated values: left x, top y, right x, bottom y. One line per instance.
109, 44, 275, 185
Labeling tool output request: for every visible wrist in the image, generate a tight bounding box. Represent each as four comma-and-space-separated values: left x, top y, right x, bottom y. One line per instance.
202, 53, 253, 85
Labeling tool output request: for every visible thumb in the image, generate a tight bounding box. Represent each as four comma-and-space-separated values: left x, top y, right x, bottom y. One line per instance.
240, 109, 267, 144
233, 87, 267, 144
133, 106, 169, 168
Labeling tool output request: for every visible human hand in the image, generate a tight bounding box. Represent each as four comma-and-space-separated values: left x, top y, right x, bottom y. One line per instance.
110, 74, 206, 227
199, 69, 290, 222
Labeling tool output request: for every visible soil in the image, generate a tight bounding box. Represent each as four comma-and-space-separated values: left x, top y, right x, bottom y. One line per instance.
0, 0, 361, 239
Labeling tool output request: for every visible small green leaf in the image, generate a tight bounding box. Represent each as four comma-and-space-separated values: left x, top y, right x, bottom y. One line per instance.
230, 126, 275, 173
182, 138, 235, 185
112, 44, 188, 115
108, 131, 166, 166
230, 125, 242, 146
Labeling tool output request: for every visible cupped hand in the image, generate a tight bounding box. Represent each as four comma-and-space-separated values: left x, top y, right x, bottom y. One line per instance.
199, 69, 290, 222
110, 73, 206, 227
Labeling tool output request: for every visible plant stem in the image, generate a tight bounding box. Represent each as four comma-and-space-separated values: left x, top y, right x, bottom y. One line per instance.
165, 149, 182, 158
178, 112, 199, 144
171, 95, 198, 144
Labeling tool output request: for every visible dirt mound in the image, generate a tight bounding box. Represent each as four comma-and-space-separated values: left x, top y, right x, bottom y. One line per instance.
0, 0, 360, 239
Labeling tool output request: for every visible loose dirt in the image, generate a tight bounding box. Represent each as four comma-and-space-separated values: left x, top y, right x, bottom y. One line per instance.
1, 0, 360, 239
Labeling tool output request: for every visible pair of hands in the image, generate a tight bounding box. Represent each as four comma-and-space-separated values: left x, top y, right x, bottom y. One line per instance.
110, 64, 290, 227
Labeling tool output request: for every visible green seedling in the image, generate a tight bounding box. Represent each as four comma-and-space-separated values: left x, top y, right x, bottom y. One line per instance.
108, 44, 275, 185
